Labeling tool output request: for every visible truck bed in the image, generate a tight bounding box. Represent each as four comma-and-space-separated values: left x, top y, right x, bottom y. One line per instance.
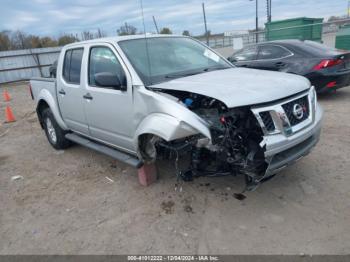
30, 77, 56, 103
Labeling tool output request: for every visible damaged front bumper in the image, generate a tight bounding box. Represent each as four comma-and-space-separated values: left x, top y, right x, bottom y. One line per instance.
252, 87, 323, 180
264, 107, 322, 177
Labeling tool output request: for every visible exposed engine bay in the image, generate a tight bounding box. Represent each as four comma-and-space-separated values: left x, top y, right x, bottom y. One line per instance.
140, 89, 269, 191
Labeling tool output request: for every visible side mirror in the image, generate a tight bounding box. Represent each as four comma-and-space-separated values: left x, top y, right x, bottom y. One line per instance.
94, 72, 126, 90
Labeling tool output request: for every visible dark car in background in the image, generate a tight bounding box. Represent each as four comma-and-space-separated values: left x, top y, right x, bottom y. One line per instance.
227, 40, 350, 93
49, 60, 57, 78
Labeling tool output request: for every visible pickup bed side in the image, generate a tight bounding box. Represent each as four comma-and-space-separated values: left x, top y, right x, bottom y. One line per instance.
31, 77, 68, 130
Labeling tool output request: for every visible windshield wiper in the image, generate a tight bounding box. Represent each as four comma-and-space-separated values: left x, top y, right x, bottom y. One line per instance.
203, 66, 230, 72
164, 67, 230, 79
164, 72, 201, 79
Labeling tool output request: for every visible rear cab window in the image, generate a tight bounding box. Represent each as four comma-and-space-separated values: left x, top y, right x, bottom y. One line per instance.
62, 48, 84, 84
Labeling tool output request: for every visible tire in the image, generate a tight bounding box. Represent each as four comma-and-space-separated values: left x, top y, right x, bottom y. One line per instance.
42, 108, 71, 149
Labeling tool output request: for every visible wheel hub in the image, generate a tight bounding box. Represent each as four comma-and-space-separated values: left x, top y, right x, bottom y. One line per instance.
46, 118, 57, 143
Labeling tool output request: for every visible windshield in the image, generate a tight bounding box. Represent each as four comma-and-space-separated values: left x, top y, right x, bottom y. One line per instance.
118, 37, 231, 85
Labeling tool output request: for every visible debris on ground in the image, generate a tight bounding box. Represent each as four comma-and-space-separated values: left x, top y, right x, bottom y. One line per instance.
183, 205, 194, 213
11, 175, 23, 181
161, 200, 175, 214
174, 183, 183, 192
55, 150, 65, 155
0, 129, 9, 138
233, 193, 247, 201
22, 110, 36, 119
105, 176, 114, 183
23, 110, 37, 123
181, 232, 189, 237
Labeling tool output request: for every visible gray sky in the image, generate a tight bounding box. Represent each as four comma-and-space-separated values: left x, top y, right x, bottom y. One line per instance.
0, 0, 348, 36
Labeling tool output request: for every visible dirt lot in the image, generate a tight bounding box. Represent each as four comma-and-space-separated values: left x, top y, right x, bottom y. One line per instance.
0, 82, 349, 255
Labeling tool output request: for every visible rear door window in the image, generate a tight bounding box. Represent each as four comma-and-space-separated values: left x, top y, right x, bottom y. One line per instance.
231, 46, 258, 61
63, 50, 72, 81
62, 48, 84, 84
257, 45, 292, 60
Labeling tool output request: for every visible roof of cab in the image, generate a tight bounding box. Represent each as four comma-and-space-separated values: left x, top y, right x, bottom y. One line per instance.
64, 34, 185, 48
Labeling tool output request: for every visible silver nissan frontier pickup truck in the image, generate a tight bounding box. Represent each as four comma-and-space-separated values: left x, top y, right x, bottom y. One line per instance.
30, 35, 323, 190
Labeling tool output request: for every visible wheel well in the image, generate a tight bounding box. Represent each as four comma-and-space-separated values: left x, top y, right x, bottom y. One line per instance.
138, 134, 163, 163
36, 100, 49, 128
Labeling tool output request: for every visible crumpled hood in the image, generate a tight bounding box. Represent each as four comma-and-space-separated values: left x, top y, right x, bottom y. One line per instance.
150, 68, 310, 108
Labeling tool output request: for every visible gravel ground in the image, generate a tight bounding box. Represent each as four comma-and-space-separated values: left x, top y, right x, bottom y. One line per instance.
0, 82, 349, 255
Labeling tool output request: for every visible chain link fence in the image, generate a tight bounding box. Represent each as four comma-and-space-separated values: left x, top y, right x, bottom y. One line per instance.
199, 19, 350, 51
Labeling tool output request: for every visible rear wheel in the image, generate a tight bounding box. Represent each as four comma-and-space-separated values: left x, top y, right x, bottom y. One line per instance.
42, 108, 71, 149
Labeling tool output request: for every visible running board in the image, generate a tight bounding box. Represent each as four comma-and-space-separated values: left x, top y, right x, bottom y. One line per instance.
65, 133, 143, 168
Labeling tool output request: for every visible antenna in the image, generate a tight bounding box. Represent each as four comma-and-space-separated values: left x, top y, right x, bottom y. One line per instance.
140, 0, 152, 85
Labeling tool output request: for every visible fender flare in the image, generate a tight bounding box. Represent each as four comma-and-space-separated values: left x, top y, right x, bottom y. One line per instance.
36, 89, 68, 130
133, 113, 210, 148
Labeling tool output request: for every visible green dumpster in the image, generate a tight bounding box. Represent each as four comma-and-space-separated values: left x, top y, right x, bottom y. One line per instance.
266, 17, 323, 42
335, 24, 350, 50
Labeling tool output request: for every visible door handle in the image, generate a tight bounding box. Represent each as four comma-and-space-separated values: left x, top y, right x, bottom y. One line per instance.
58, 89, 66, 95
240, 64, 248, 67
83, 93, 93, 100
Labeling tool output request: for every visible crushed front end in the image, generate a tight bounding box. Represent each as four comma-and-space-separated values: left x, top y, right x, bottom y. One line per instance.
148, 86, 323, 191
251, 86, 323, 182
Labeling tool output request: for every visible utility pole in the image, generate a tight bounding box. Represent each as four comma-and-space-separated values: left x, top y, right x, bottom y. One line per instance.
266, 0, 272, 22
152, 16, 159, 34
202, 3, 209, 46
348, 0, 350, 18
255, 0, 258, 43
249, 0, 259, 42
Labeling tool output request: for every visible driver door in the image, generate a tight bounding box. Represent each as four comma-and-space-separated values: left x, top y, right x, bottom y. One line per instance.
82, 44, 135, 153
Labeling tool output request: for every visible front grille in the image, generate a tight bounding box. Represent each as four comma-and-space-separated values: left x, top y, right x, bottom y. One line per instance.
259, 111, 275, 132
282, 95, 309, 126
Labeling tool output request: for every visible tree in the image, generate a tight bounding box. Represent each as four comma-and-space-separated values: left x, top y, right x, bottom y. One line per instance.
11, 30, 32, 49
117, 23, 138, 36
182, 30, 190, 36
81, 31, 94, 40
40, 36, 58, 47
58, 34, 78, 46
0, 31, 11, 51
96, 28, 107, 38
160, 27, 172, 34
29, 35, 42, 48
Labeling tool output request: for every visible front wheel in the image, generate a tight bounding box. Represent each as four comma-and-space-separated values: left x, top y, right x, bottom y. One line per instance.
42, 108, 71, 149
